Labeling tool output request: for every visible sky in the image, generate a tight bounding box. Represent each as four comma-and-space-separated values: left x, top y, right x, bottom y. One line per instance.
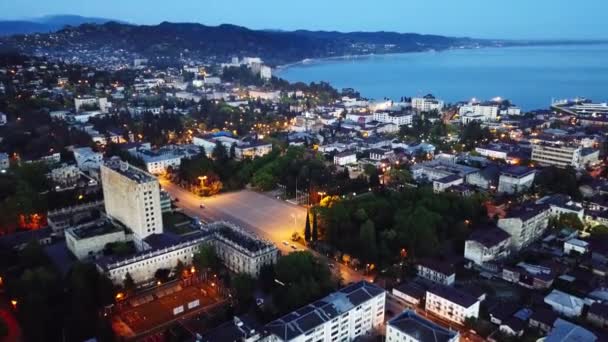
1, 0, 607, 40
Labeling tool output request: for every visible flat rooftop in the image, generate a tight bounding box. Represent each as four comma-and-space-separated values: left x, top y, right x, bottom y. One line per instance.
209, 222, 275, 253
67, 220, 125, 240
103, 158, 156, 183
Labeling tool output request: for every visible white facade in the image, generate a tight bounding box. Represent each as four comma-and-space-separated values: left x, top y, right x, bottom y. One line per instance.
99, 221, 279, 284
459, 103, 499, 122
334, 152, 357, 166
101, 159, 163, 240
498, 169, 536, 194
0, 152, 10, 170
416, 262, 455, 285
264, 281, 385, 342
51, 164, 80, 186
531, 143, 599, 169
425, 286, 480, 325
73, 147, 103, 171
412, 95, 444, 112
386, 310, 459, 342
260, 66, 272, 80
497, 205, 550, 251
464, 229, 511, 266
66, 222, 129, 260
372, 112, 413, 126
564, 239, 589, 255
74, 96, 109, 113
192, 135, 272, 160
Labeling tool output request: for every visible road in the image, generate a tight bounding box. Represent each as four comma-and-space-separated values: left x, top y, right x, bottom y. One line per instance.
160, 179, 367, 284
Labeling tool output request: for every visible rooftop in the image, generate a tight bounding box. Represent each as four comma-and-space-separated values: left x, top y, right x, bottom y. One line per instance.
103, 157, 156, 184
209, 221, 275, 254
388, 310, 458, 342
427, 284, 478, 308
264, 281, 384, 341
468, 227, 511, 248
67, 220, 125, 240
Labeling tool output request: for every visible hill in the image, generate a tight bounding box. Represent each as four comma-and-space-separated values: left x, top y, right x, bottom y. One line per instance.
0, 21, 494, 67
0, 15, 120, 36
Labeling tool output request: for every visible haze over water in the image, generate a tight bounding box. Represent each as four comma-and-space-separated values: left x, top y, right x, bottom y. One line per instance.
278, 44, 608, 111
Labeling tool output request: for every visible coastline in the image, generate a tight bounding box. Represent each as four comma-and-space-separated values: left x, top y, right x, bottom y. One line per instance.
274, 41, 608, 72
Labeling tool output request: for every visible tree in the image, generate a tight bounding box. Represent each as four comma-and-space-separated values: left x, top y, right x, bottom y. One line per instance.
232, 274, 255, 310
304, 211, 312, 242
154, 268, 171, 283
591, 225, 608, 236
550, 213, 584, 231
359, 219, 377, 262
193, 244, 221, 273
212, 141, 229, 163
312, 211, 319, 242
174, 260, 186, 278
123, 272, 135, 293
230, 142, 237, 159
0, 316, 8, 337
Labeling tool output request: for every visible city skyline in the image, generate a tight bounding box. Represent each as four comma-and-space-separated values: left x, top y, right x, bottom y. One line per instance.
1, 0, 608, 40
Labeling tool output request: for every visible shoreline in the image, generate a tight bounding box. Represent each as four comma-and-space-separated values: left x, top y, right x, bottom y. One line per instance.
275, 41, 608, 72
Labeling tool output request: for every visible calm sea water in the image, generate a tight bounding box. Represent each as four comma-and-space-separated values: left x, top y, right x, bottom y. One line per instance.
277, 44, 608, 110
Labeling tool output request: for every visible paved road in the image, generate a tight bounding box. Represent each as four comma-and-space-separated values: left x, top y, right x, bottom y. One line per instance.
160, 179, 367, 284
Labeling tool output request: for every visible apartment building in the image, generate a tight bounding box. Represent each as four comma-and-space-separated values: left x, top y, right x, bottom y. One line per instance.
497, 166, 535, 194
531, 142, 599, 169
386, 310, 459, 342
416, 259, 456, 285
263, 281, 385, 342
411, 94, 444, 112
497, 203, 550, 251
464, 227, 511, 266
425, 285, 480, 325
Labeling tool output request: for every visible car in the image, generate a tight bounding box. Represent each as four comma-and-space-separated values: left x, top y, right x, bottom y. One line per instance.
290, 245, 297, 250
328, 263, 335, 269
199, 204, 205, 209
174, 197, 179, 202
282, 241, 289, 246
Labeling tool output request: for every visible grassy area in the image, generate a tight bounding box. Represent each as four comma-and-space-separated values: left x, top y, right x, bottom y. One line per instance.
163, 211, 196, 235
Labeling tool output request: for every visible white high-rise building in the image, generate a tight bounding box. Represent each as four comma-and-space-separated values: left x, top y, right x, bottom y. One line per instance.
100, 158, 163, 241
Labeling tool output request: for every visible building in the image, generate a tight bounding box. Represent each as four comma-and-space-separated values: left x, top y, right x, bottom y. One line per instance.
425, 285, 480, 325
73, 147, 103, 171
373, 112, 413, 126
263, 281, 385, 342
464, 227, 511, 266
544, 290, 586, 318
386, 309, 459, 342
97, 231, 210, 284
193, 134, 272, 160
101, 158, 163, 241
416, 259, 456, 285
564, 238, 590, 255
334, 150, 357, 166
544, 318, 597, 342
50, 164, 81, 187
433, 174, 463, 193
531, 142, 599, 169
412, 94, 444, 112
458, 99, 521, 123
391, 282, 426, 308
74, 96, 109, 113
65, 220, 130, 260
98, 221, 278, 284
497, 166, 535, 194
497, 203, 550, 251
0, 152, 9, 170
260, 66, 272, 80
207, 221, 279, 276
130, 144, 201, 174
587, 302, 608, 328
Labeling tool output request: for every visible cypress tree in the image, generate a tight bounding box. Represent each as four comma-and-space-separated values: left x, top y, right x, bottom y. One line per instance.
304, 211, 311, 242
312, 211, 318, 242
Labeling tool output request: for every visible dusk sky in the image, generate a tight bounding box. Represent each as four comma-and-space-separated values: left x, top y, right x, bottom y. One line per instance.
1, 0, 607, 40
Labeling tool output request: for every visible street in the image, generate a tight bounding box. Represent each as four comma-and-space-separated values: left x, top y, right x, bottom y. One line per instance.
160, 179, 367, 284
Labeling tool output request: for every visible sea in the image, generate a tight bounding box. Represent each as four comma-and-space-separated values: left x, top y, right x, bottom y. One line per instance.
277, 44, 608, 111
